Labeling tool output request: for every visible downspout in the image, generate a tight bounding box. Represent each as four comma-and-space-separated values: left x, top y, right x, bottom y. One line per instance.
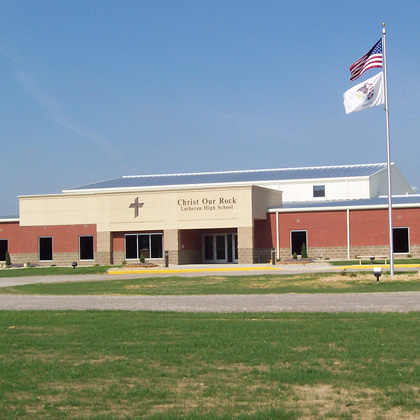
347, 208, 350, 260
276, 211, 279, 261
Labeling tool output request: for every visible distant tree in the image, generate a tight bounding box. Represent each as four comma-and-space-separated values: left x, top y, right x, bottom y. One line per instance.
5, 250, 11, 266
301, 243, 308, 259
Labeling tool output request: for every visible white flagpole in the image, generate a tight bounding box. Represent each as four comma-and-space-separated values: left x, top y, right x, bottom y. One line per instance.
382, 23, 394, 276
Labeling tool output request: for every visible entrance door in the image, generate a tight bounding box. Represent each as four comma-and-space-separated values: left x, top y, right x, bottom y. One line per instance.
203, 235, 214, 261
226, 234, 238, 263
215, 235, 227, 262
203, 234, 238, 263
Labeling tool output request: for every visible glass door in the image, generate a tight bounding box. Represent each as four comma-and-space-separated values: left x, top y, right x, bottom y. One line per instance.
233, 234, 238, 263
203, 234, 237, 263
204, 235, 214, 261
227, 234, 239, 263
215, 235, 227, 263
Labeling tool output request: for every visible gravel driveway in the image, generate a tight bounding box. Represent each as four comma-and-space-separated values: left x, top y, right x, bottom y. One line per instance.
1, 292, 420, 312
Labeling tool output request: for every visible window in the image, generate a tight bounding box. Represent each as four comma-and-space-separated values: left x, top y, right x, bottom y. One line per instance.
79, 236, 94, 260
0, 240, 8, 261
313, 185, 325, 198
39, 237, 53, 261
125, 234, 163, 260
125, 235, 138, 259
291, 230, 307, 256
138, 235, 150, 259
393, 227, 409, 254
150, 234, 163, 258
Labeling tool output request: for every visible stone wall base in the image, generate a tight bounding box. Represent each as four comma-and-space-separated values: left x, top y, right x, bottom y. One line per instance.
238, 248, 254, 264
276, 245, 417, 261
350, 246, 390, 259
254, 248, 272, 263
8, 252, 97, 267
7, 244, 418, 268
408, 244, 420, 257
96, 252, 112, 266
278, 246, 349, 261
179, 250, 202, 265
167, 250, 179, 265
113, 251, 125, 266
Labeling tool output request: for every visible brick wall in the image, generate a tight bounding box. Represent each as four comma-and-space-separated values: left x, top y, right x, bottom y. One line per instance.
256, 208, 420, 261
1, 223, 99, 266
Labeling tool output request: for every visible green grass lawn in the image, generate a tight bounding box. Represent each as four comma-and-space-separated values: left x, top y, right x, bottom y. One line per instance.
0, 266, 113, 278
2, 272, 420, 295
1, 311, 420, 419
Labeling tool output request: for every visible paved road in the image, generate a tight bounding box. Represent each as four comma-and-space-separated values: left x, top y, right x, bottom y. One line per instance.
1, 292, 420, 312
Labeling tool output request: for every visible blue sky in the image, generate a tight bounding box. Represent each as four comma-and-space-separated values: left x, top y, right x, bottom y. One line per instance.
0, 0, 419, 215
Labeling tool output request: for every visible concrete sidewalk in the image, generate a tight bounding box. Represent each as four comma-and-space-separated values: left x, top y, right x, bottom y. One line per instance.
107, 262, 333, 275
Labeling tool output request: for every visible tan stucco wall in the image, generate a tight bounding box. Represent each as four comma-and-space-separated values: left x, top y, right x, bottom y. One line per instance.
19, 185, 282, 233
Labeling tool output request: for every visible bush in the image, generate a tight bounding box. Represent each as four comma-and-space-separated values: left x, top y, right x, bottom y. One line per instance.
301, 243, 308, 259
5, 250, 11, 267
292, 252, 297, 260
140, 254, 145, 263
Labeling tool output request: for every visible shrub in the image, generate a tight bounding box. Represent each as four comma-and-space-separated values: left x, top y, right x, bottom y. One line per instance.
140, 254, 145, 263
5, 250, 11, 267
292, 252, 297, 260
301, 243, 308, 259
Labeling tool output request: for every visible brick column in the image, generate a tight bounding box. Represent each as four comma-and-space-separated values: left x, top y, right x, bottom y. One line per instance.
238, 226, 254, 264
96, 231, 112, 265
164, 229, 180, 265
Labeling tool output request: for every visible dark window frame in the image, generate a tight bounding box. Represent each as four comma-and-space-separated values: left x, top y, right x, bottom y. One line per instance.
290, 230, 308, 257
39, 237, 53, 262
313, 185, 325, 198
124, 233, 163, 260
393, 227, 410, 254
79, 235, 94, 261
0, 239, 8, 262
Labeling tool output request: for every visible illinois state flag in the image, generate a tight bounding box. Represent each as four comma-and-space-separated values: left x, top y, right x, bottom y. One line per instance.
343, 72, 384, 114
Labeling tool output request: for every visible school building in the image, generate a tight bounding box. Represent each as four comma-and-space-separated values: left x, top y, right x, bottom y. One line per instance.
1, 162, 419, 266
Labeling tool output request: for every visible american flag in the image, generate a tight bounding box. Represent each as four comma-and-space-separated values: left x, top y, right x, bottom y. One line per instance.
349, 39, 383, 82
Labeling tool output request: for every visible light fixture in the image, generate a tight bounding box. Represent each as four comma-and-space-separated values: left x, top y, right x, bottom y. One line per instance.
374, 267, 382, 283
